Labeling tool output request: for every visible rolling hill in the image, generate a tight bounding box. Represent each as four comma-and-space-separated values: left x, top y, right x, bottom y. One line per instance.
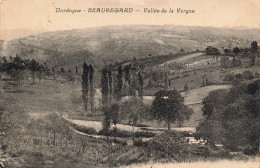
2, 25, 260, 70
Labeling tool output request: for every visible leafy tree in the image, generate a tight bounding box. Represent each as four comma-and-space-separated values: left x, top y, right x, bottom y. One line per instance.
27, 118, 47, 144
28, 59, 38, 84
81, 63, 89, 113
76, 134, 89, 153
44, 113, 72, 145
206, 46, 220, 55
116, 65, 123, 101
60, 67, 65, 74
150, 69, 160, 84
177, 105, 193, 127
242, 70, 254, 80
0, 56, 7, 72
151, 89, 192, 130
224, 49, 230, 55
233, 47, 240, 55
251, 41, 258, 53
89, 64, 95, 111
120, 97, 147, 142
7, 55, 26, 85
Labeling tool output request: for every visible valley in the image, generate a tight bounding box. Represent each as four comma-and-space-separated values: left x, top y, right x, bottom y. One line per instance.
0, 25, 259, 167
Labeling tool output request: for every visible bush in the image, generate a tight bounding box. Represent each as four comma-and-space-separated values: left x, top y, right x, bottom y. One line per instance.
134, 139, 149, 147
209, 146, 231, 158
135, 131, 155, 138
109, 138, 127, 146
242, 71, 254, 80
63, 118, 97, 135
243, 145, 258, 155
98, 128, 132, 137
223, 73, 235, 81
193, 145, 230, 158
148, 131, 189, 159
235, 73, 242, 79
180, 131, 194, 137
135, 123, 149, 127
72, 124, 97, 135
98, 129, 156, 138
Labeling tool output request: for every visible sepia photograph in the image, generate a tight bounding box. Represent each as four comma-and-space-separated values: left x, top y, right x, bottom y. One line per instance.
0, 0, 259, 167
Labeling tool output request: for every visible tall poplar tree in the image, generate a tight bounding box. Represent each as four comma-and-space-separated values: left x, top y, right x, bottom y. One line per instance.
137, 70, 144, 99
101, 69, 109, 106
108, 70, 113, 103
124, 64, 133, 95
89, 64, 95, 111
81, 63, 89, 113
116, 65, 123, 101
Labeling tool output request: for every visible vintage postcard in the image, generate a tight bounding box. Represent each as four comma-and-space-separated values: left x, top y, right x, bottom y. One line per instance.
0, 0, 259, 167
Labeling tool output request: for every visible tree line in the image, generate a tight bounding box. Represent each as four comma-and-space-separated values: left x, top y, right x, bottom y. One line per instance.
80, 63, 144, 113
206, 41, 258, 68
0, 55, 52, 85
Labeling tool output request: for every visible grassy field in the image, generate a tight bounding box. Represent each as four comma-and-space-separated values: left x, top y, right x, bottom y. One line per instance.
1, 52, 257, 128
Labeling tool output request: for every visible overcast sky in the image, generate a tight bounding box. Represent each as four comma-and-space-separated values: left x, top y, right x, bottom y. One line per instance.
0, 0, 260, 40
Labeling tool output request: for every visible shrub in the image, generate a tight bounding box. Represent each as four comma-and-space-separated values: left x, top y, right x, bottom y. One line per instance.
243, 145, 258, 155
135, 123, 149, 127
1, 144, 8, 153
109, 138, 127, 146
235, 73, 242, 79
192, 145, 231, 158
180, 131, 193, 137
72, 124, 97, 135
98, 129, 156, 138
148, 131, 189, 159
134, 139, 149, 147
223, 73, 235, 81
135, 131, 155, 138
209, 146, 231, 158
242, 70, 254, 80
98, 129, 132, 137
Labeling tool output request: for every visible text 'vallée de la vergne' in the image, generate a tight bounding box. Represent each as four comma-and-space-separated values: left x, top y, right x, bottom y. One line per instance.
56, 8, 196, 14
